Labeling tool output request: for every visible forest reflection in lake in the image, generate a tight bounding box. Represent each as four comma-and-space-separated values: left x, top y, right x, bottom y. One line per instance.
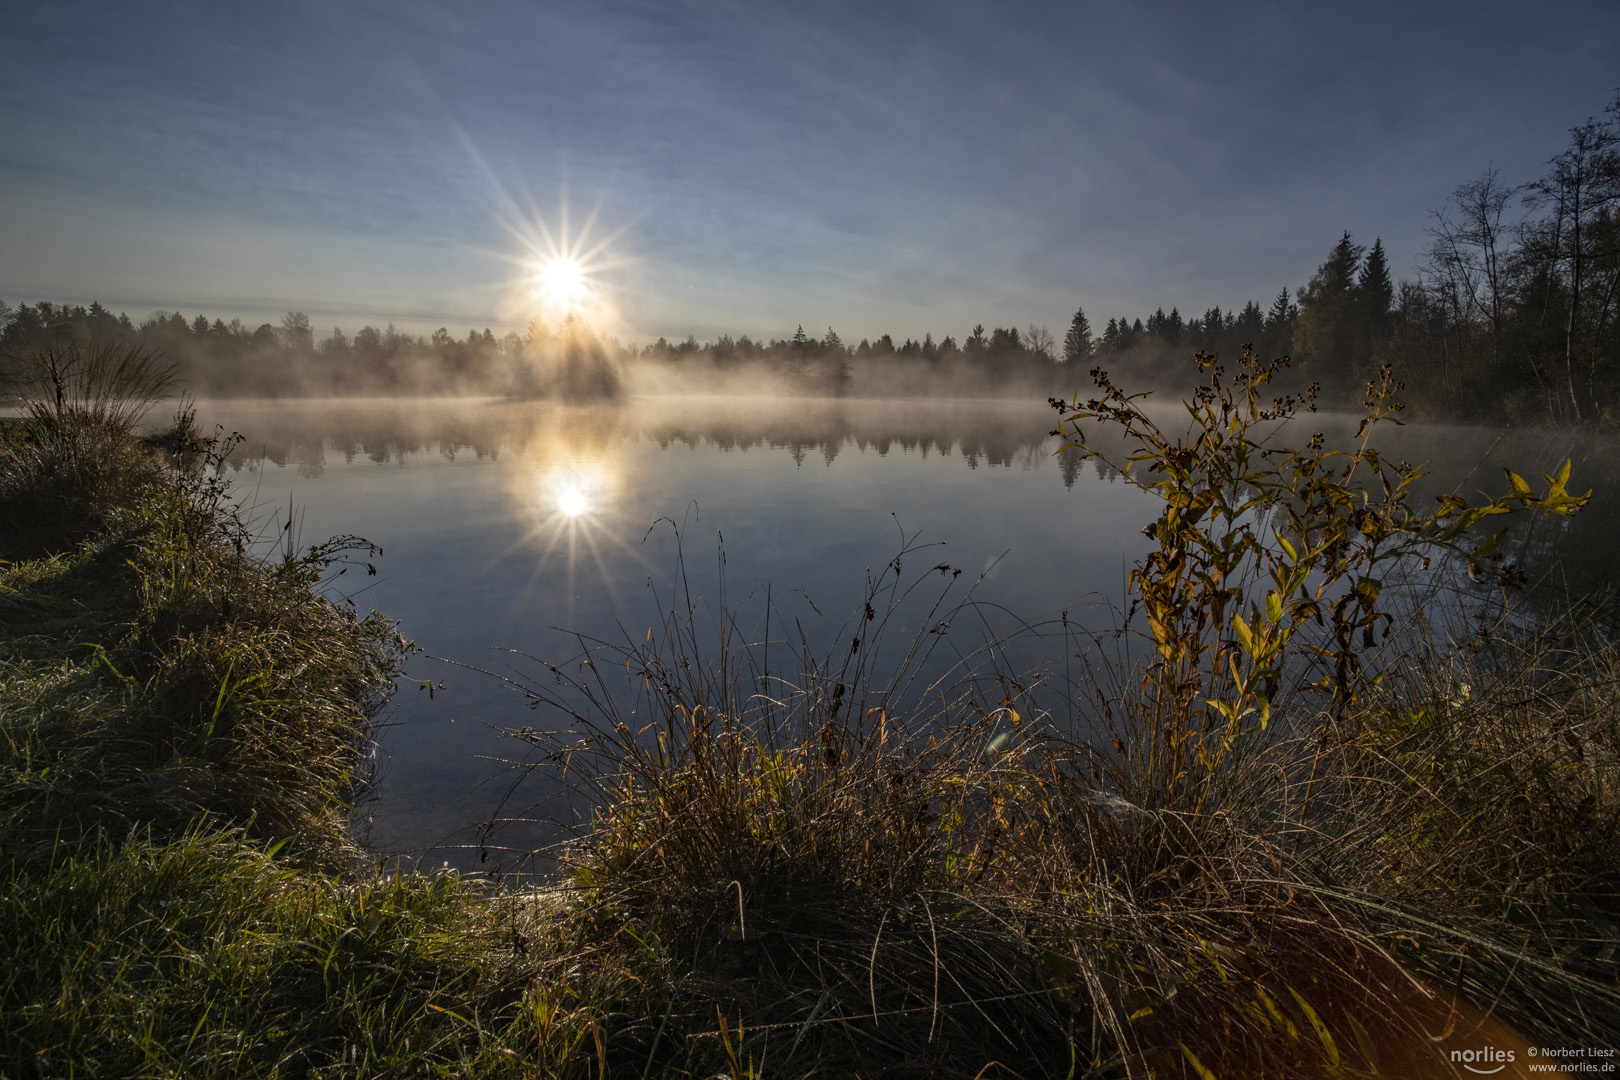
190, 395, 1619, 872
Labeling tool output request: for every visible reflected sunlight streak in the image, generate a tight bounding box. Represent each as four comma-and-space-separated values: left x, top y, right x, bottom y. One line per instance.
498, 432, 650, 630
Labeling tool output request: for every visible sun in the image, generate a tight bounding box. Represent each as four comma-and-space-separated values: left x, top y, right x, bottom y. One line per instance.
534, 256, 590, 311
498, 194, 631, 324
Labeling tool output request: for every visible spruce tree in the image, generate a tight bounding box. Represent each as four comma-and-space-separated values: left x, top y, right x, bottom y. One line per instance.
1166, 307, 1184, 345
1357, 237, 1395, 339
1264, 289, 1297, 360
1265, 289, 1294, 332
1063, 307, 1093, 363
1295, 232, 1365, 399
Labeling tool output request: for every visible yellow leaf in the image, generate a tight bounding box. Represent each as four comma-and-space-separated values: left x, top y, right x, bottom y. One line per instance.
1286, 985, 1340, 1067
1146, 614, 1172, 645
1231, 613, 1255, 655
1180, 1043, 1220, 1080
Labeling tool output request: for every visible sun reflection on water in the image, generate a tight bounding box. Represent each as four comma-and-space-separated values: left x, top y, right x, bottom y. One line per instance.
495, 406, 649, 626
555, 482, 588, 518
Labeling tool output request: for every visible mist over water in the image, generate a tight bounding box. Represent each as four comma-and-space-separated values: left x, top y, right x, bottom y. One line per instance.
185, 394, 1620, 874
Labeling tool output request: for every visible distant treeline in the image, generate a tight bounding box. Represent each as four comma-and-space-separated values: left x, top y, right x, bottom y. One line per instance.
3, 95, 1615, 420
0, 307, 623, 400
1086, 91, 1620, 425
0, 300, 1080, 400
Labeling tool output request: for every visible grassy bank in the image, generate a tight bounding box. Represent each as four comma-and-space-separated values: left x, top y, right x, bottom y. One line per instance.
0, 384, 549, 1076
3, 345, 1618, 1078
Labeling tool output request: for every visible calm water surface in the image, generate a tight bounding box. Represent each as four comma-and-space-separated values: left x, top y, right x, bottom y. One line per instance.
189, 395, 1612, 872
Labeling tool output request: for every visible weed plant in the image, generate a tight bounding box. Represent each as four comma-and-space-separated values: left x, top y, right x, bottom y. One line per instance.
1, 341, 177, 554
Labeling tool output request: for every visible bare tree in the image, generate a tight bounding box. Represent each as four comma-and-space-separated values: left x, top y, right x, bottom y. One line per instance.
1024, 324, 1055, 361
1523, 107, 1620, 420
1425, 168, 1520, 383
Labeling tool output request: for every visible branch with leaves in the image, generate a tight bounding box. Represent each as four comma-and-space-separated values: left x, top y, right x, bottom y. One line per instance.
1050, 347, 1589, 809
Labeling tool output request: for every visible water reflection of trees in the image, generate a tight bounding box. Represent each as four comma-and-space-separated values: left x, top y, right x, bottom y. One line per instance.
197, 397, 1620, 615
204, 396, 1104, 488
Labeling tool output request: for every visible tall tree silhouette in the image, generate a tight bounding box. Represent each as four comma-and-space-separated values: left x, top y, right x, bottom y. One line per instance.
1063, 307, 1093, 363
1524, 102, 1620, 420
1295, 232, 1366, 399
1357, 238, 1395, 340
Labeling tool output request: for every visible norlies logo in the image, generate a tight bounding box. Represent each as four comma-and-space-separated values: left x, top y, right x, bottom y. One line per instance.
1453, 1046, 1517, 1074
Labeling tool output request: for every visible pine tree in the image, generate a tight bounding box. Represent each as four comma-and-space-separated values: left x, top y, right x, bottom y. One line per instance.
1264, 289, 1297, 359
1063, 306, 1093, 363
1166, 307, 1184, 345
1357, 237, 1395, 339
1295, 232, 1365, 399
1235, 300, 1265, 343
1265, 290, 1295, 333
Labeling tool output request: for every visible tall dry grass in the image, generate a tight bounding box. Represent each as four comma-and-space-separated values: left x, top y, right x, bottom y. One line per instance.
1, 341, 176, 555
483, 564, 1618, 1077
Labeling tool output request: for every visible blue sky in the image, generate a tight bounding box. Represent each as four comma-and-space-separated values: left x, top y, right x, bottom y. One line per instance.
1, 0, 1616, 345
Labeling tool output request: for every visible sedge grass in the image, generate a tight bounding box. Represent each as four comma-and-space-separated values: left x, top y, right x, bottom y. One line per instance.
469, 382, 1620, 1077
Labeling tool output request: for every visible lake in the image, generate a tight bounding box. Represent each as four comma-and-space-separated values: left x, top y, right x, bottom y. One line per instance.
187, 394, 1616, 876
